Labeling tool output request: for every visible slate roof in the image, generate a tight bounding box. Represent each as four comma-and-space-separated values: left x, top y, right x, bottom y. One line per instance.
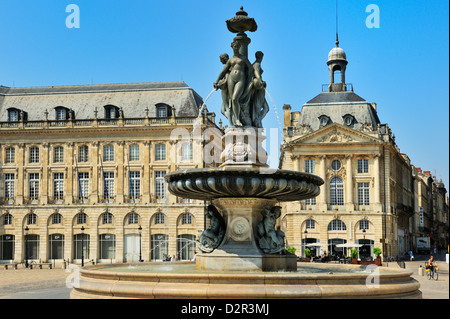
0, 81, 204, 121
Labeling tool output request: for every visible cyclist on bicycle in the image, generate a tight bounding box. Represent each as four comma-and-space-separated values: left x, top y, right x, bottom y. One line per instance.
426, 255, 439, 272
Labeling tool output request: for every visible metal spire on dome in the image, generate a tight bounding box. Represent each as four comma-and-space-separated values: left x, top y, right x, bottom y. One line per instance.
335, 0, 339, 47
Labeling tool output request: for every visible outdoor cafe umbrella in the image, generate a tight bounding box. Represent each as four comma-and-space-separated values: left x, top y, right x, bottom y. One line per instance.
305, 243, 327, 252
336, 243, 363, 257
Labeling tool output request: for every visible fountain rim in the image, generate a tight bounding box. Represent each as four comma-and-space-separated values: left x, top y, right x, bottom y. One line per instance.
165, 167, 324, 185
77, 262, 414, 281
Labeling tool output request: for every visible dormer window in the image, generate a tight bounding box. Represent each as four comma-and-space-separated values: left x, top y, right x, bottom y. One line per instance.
55, 107, 70, 120
156, 103, 172, 118
104, 105, 119, 119
7, 108, 20, 122
318, 115, 331, 128
342, 114, 355, 127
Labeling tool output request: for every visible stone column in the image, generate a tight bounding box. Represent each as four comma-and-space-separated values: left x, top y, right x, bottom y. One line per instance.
90, 142, 99, 204
16, 144, 25, 204
66, 143, 73, 204
373, 154, 382, 211
117, 142, 124, 203
142, 141, 150, 203
318, 155, 327, 210
345, 155, 353, 210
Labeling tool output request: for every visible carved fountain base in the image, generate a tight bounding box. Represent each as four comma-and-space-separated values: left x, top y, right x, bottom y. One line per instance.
196, 197, 297, 272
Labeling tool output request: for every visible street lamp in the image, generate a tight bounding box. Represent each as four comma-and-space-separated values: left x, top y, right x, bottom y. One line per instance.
81, 226, 85, 267
362, 228, 366, 240
138, 225, 143, 262
24, 226, 29, 268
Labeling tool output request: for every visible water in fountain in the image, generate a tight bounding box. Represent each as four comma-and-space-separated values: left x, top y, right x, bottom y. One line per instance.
265, 88, 284, 139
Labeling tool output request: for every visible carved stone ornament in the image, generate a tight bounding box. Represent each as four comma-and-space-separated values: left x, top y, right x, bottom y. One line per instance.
198, 205, 226, 252
317, 128, 353, 143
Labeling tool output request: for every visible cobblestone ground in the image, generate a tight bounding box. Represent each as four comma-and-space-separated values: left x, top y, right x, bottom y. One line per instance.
0, 267, 70, 298
0, 254, 448, 299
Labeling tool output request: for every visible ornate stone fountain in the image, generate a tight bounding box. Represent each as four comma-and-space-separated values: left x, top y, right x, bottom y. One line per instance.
70, 8, 421, 299
165, 7, 323, 272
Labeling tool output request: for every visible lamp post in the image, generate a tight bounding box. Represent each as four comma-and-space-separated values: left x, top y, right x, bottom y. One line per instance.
81, 226, 85, 267
24, 226, 29, 268
138, 225, 143, 262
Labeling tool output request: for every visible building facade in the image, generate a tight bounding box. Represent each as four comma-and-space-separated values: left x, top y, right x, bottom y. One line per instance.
279, 39, 447, 260
0, 81, 222, 265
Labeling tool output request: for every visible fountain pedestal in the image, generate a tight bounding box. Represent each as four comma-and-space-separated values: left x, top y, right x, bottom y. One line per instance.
196, 197, 297, 272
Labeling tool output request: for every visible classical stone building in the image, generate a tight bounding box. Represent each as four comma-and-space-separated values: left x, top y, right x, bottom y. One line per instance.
0, 81, 222, 265
280, 39, 417, 260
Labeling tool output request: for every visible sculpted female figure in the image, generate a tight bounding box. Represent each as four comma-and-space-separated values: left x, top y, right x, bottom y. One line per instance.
250, 51, 269, 128
214, 41, 253, 127
216, 53, 231, 121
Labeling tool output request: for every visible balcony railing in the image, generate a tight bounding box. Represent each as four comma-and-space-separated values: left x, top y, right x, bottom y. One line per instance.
0, 116, 213, 131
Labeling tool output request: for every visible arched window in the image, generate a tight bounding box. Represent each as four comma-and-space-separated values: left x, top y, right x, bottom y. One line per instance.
55, 107, 70, 120
181, 213, 192, 225
102, 212, 113, 225
2, 213, 13, 225
52, 213, 62, 224
154, 213, 165, 225
27, 213, 37, 225
329, 177, 344, 207
128, 213, 139, 225
104, 105, 119, 119
328, 219, 347, 231
156, 103, 172, 117
76, 213, 87, 224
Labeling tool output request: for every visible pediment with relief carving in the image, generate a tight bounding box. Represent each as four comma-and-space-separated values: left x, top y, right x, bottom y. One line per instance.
288, 123, 381, 145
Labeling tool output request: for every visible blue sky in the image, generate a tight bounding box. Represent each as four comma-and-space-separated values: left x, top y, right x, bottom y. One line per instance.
0, 0, 448, 187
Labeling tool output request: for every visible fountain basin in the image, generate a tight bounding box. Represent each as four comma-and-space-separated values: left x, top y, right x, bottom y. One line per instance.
70, 262, 421, 299
165, 166, 323, 201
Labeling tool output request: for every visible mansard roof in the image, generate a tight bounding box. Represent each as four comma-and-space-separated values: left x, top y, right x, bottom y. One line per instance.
0, 81, 204, 121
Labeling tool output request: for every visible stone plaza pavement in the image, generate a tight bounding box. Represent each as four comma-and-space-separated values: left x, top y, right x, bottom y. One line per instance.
0, 253, 448, 299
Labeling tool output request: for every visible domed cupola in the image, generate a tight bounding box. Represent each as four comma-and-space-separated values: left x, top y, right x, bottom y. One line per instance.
327, 34, 348, 92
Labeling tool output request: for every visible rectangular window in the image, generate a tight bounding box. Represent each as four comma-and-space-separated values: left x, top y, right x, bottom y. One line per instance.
103, 172, 114, 199
155, 171, 166, 202
78, 146, 89, 162
54, 146, 64, 163
357, 182, 370, 206
29, 173, 39, 200
78, 172, 89, 200
357, 159, 369, 174
305, 159, 315, 174
53, 173, 64, 200
329, 177, 344, 207
155, 144, 166, 161
129, 171, 140, 199
4, 173, 15, 200
129, 145, 139, 161
305, 197, 316, 206
181, 143, 193, 161
103, 145, 114, 162
5, 148, 15, 164
29, 147, 39, 163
